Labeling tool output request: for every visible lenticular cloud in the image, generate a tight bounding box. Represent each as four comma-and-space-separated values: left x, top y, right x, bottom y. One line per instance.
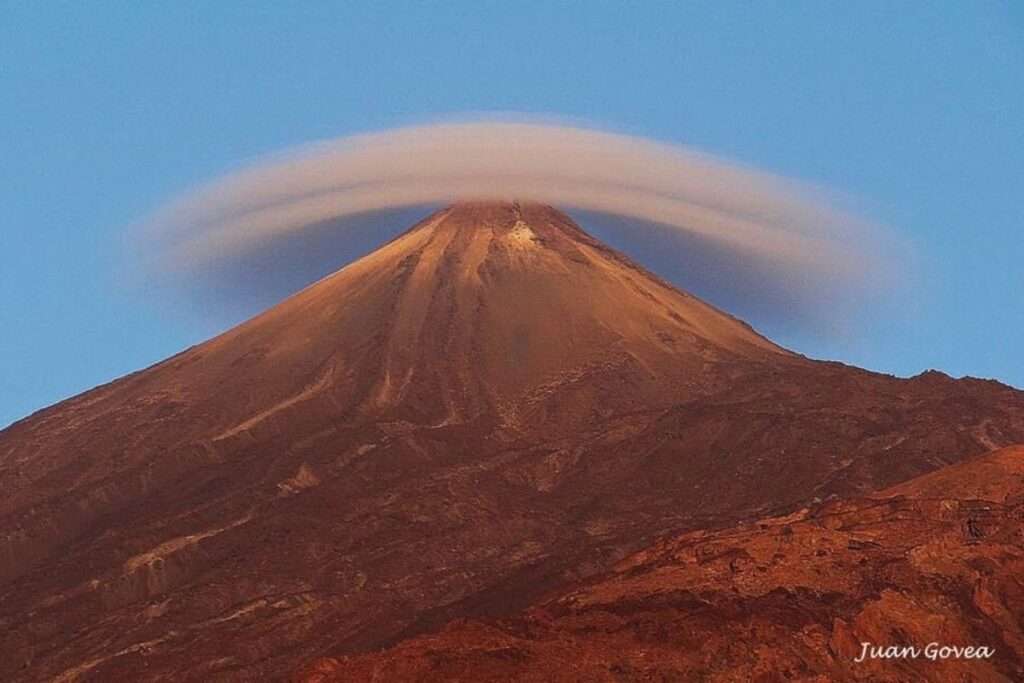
141, 118, 892, 331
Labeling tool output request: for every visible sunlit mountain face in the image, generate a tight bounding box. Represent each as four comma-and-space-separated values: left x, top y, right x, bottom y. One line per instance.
2, 204, 1023, 682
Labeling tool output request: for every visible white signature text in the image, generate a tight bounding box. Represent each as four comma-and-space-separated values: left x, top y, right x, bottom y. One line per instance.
854, 642, 995, 663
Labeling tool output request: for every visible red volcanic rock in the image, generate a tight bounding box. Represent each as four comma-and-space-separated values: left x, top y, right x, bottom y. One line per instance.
301, 446, 1024, 683
2, 203, 1024, 681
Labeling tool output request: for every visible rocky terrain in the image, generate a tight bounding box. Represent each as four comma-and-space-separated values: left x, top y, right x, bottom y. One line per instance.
302, 445, 1024, 682
2, 203, 1023, 681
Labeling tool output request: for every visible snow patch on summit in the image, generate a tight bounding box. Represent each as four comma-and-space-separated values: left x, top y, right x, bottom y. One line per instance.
506, 220, 538, 247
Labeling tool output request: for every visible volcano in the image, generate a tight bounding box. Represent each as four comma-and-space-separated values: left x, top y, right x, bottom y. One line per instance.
2, 203, 1023, 681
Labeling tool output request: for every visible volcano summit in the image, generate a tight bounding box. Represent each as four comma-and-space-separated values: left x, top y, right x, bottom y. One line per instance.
2, 203, 1023, 681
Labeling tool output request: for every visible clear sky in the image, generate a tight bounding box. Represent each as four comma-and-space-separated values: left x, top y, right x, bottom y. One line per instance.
2, 2, 1022, 428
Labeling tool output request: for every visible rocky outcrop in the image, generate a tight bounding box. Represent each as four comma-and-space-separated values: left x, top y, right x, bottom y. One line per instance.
302, 446, 1024, 682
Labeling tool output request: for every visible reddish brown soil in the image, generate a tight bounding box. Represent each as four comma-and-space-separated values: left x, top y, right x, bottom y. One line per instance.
2, 203, 1023, 681
301, 446, 1024, 683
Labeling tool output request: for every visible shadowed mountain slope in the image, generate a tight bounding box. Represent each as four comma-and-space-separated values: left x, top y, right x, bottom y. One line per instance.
2, 203, 1023, 681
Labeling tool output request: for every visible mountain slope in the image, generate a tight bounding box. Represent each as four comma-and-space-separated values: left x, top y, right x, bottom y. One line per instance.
302, 445, 1024, 683
2, 203, 1023, 681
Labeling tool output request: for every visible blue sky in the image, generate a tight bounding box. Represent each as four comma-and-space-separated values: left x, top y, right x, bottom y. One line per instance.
2, 2, 1022, 428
